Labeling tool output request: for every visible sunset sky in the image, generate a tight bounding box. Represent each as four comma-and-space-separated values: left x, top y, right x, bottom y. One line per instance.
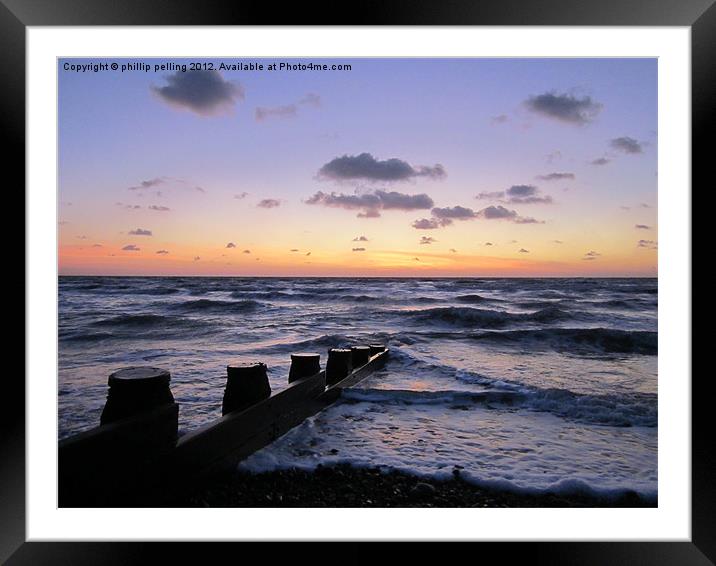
58, 58, 657, 276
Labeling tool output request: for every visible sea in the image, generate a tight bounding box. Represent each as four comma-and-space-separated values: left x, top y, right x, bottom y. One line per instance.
58, 276, 658, 500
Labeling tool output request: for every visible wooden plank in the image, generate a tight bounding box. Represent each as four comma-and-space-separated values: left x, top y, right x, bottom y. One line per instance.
170, 370, 327, 476
58, 348, 389, 504
169, 348, 389, 478
58, 403, 179, 506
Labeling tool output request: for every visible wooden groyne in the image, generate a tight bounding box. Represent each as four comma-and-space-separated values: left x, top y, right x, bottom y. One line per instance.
58, 345, 388, 507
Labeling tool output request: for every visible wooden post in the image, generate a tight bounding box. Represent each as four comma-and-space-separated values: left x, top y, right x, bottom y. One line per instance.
288, 353, 321, 383
100, 366, 175, 425
222, 362, 271, 415
350, 346, 371, 368
326, 348, 352, 386
369, 344, 387, 356
61, 366, 179, 506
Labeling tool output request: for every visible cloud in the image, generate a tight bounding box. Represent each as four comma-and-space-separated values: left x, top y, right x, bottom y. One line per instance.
513, 215, 543, 224
128, 228, 152, 236
506, 185, 537, 198
353, 236, 369, 242
591, 157, 611, 166
299, 93, 321, 107
449, 248, 457, 253
91, 243, 103, 248
128, 177, 166, 191
518, 248, 530, 253
610, 136, 644, 154
378, 191, 435, 210
479, 205, 544, 224
257, 199, 281, 209
151, 70, 244, 116
476, 185, 553, 205
525, 91, 602, 125
635, 224, 652, 230
491, 114, 509, 124
638, 239, 658, 249
352, 247, 366, 252
582, 250, 601, 260
553, 240, 564, 244
413, 204, 544, 229
226, 242, 236, 248
156, 249, 169, 254
148, 205, 170, 212
419, 236, 436, 245
255, 104, 297, 121
478, 205, 517, 220
505, 185, 553, 204
255, 93, 321, 122
475, 191, 505, 200
243, 249, 251, 254
306, 189, 434, 218
317, 153, 446, 183
122, 244, 140, 251
412, 218, 446, 230
431, 205, 478, 220
546, 150, 562, 163
234, 192, 249, 199
536, 172, 575, 181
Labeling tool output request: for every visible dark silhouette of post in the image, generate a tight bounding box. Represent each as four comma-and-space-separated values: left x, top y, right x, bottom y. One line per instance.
350, 346, 371, 368
61, 366, 179, 506
222, 362, 271, 415
369, 344, 387, 356
100, 366, 175, 425
326, 348, 352, 386
289, 353, 321, 383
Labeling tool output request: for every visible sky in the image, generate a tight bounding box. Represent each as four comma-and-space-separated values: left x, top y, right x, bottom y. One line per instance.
58, 58, 658, 277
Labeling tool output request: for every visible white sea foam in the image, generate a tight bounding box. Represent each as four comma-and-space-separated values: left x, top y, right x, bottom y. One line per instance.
240, 398, 657, 499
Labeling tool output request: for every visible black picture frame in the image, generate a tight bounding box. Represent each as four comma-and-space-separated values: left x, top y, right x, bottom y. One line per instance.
5, 1, 705, 563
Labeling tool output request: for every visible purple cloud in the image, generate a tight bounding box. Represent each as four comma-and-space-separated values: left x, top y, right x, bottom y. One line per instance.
152, 70, 244, 116
317, 153, 446, 182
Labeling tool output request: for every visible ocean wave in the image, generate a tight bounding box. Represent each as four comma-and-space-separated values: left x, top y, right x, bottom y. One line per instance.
519, 386, 657, 427
370, 347, 657, 427
140, 287, 181, 296
454, 294, 493, 304
469, 327, 657, 355
401, 306, 572, 328
90, 313, 187, 328
342, 387, 520, 406
341, 385, 656, 428
167, 298, 264, 314
60, 313, 216, 342
254, 332, 393, 354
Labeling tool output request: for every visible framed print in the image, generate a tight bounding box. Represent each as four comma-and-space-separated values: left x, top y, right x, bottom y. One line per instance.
7, 0, 707, 563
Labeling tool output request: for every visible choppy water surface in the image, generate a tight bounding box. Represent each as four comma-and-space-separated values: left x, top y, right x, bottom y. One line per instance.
59, 277, 657, 499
